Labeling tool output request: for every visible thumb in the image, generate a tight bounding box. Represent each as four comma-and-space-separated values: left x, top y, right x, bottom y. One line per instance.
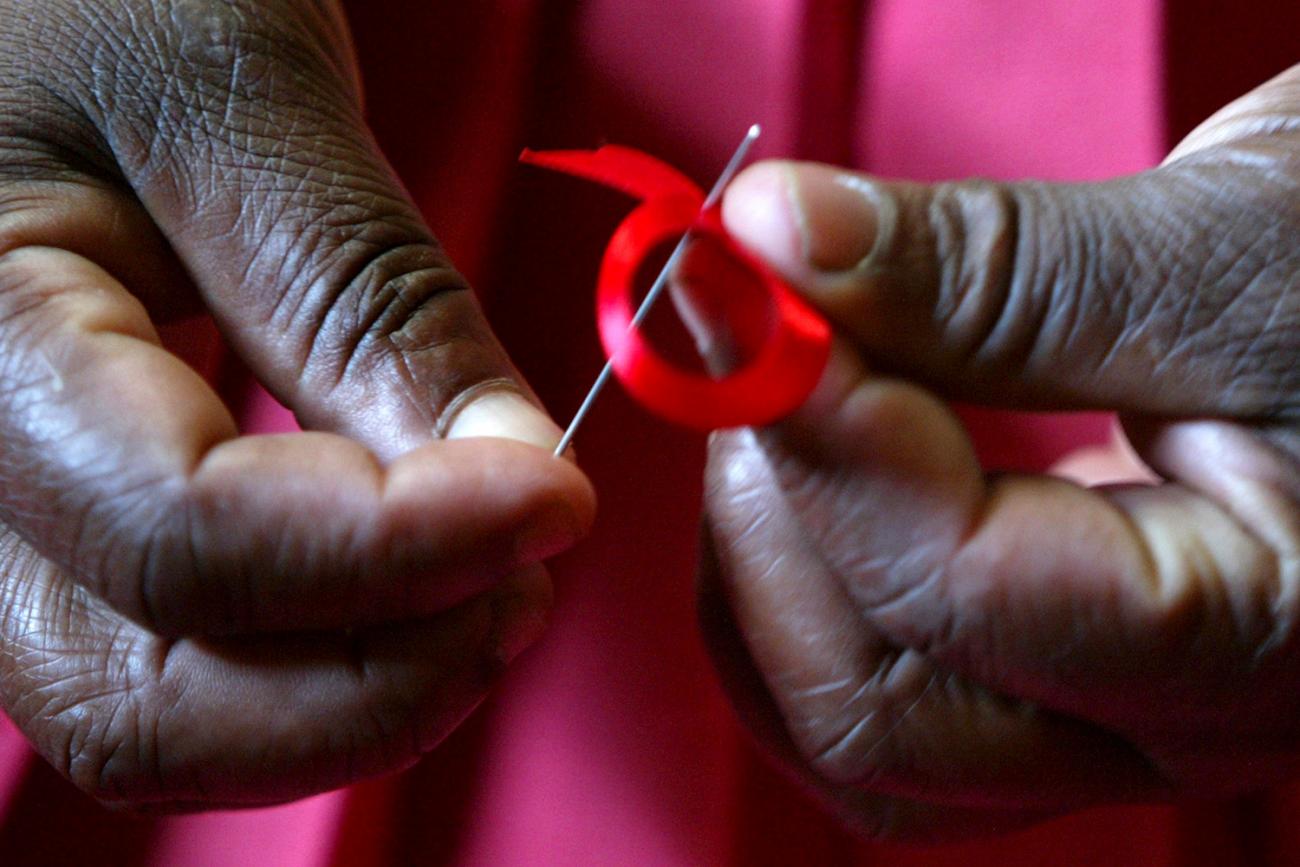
722, 79, 1299, 420
90, 2, 557, 459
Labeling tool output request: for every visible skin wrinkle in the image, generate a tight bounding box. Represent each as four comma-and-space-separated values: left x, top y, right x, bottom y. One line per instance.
1260, 556, 1300, 667
946, 187, 1018, 366
1137, 434, 1300, 668
1140, 168, 1285, 415
253, 168, 436, 322
717, 436, 968, 794
1023, 190, 1086, 384
702, 65, 1300, 833
0, 3, 590, 774
12, 1, 556, 458
8, 0, 1293, 827
769, 430, 963, 628
817, 669, 940, 787
793, 676, 857, 699
0, 89, 118, 184
101, 5, 352, 189
993, 186, 1051, 382
1204, 478, 1297, 667
926, 187, 969, 352
811, 709, 880, 780
401, 328, 506, 435
1051, 194, 1112, 380
941, 185, 1036, 382
1209, 244, 1280, 343
91, 691, 145, 799
307, 245, 461, 391
1171, 235, 1253, 378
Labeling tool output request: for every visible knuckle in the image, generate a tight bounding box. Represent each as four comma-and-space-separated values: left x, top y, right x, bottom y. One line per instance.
794, 652, 938, 788
1149, 501, 1297, 679
924, 180, 1029, 368
280, 220, 510, 430
136, 466, 257, 637
1092, 479, 1300, 702
140, 443, 379, 637
924, 180, 1149, 393
69, 474, 161, 616
45, 455, 185, 635
288, 224, 465, 382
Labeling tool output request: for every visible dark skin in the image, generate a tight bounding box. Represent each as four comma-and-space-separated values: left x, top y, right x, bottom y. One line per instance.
0, 0, 1296, 838
0, 0, 595, 810
702, 64, 1300, 840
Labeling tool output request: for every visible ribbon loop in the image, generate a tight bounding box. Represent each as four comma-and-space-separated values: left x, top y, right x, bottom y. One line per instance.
523, 146, 831, 431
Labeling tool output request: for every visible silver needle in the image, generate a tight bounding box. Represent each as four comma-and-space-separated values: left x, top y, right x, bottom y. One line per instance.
554, 124, 763, 456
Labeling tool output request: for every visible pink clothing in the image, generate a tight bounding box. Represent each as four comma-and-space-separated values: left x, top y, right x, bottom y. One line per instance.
2, 1, 1298, 864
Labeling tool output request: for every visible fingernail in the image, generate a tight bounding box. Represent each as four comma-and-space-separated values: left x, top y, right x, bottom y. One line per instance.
725, 162, 881, 274
788, 165, 882, 272
446, 390, 563, 450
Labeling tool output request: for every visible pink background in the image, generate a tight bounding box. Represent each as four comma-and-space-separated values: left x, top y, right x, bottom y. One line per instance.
2, 1, 1298, 864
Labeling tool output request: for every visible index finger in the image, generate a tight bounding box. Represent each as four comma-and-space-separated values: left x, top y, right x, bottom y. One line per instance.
0, 246, 595, 636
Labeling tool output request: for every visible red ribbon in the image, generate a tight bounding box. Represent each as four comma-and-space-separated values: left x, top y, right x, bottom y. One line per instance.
522, 145, 831, 431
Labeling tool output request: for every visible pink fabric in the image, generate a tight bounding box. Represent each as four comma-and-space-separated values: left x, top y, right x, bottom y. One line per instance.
1, 1, 1293, 865
863, 0, 1164, 180
0, 715, 33, 821
143, 795, 348, 867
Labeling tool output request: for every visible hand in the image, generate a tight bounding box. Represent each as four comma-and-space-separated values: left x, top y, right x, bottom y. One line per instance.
700, 65, 1299, 841
0, 0, 594, 810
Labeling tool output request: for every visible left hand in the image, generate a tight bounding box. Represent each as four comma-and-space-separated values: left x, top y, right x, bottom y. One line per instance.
699, 65, 1300, 841
0, 0, 595, 811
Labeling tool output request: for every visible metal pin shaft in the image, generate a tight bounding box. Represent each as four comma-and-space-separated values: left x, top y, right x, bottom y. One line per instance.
554, 124, 762, 456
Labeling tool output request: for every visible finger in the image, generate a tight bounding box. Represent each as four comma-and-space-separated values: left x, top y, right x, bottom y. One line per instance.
702, 428, 1165, 811
0, 525, 552, 809
46, 2, 558, 458
0, 176, 201, 322
0, 247, 594, 635
698, 537, 1058, 843
752, 345, 1299, 791
720, 70, 1300, 418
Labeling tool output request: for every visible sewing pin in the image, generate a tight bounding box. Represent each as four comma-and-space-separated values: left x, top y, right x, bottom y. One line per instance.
554, 124, 762, 456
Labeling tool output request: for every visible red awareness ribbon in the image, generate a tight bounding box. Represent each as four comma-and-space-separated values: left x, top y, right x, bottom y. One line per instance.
521, 145, 831, 431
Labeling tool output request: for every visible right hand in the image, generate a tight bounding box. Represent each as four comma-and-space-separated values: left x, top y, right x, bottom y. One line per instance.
0, 0, 595, 811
